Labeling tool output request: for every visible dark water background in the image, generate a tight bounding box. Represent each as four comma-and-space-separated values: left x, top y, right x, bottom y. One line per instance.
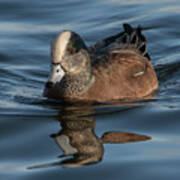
1, 0, 180, 179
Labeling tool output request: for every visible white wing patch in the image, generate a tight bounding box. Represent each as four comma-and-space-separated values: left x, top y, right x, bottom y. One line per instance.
133, 70, 145, 77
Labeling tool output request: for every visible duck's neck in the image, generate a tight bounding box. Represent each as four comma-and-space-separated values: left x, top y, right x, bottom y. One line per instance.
60, 65, 94, 97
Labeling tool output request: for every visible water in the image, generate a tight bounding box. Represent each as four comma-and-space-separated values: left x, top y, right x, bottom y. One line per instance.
1, 0, 180, 179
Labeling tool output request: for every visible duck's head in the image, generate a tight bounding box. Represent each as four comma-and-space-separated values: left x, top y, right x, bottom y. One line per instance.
45, 30, 90, 89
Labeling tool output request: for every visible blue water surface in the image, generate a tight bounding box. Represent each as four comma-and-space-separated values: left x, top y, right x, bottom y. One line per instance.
1, 0, 180, 179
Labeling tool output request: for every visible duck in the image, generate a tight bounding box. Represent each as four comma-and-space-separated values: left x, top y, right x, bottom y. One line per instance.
43, 24, 158, 102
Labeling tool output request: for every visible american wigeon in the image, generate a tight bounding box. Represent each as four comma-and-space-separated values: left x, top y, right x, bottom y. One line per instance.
44, 24, 158, 102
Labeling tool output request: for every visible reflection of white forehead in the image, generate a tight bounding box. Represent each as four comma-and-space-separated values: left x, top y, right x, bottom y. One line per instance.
55, 135, 77, 155
52, 31, 71, 63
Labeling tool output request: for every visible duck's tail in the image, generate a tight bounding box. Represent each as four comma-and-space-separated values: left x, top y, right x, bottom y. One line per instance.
89, 23, 151, 60
122, 23, 150, 60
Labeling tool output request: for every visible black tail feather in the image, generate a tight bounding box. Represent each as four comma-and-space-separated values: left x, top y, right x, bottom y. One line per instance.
89, 23, 151, 61
123, 23, 150, 60
123, 24, 134, 34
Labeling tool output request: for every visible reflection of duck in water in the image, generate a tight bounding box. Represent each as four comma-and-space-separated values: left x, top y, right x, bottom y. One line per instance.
44, 24, 158, 102
52, 116, 104, 168
51, 104, 151, 168
28, 103, 151, 169
51, 105, 104, 168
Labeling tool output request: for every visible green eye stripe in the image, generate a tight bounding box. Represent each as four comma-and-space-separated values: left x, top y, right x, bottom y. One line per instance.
68, 42, 75, 54
67, 33, 87, 55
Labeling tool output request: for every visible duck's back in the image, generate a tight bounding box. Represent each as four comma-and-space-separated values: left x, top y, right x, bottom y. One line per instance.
80, 51, 158, 102
79, 24, 158, 102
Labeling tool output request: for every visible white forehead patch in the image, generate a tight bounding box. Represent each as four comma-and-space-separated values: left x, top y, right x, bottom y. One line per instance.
51, 31, 71, 63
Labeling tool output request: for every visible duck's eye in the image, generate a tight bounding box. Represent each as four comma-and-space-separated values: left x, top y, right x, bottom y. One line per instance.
56, 69, 59, 73
68, 47, 74, 54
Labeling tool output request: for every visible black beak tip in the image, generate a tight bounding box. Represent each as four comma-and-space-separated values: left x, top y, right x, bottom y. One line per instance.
45, 81, 54, 88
